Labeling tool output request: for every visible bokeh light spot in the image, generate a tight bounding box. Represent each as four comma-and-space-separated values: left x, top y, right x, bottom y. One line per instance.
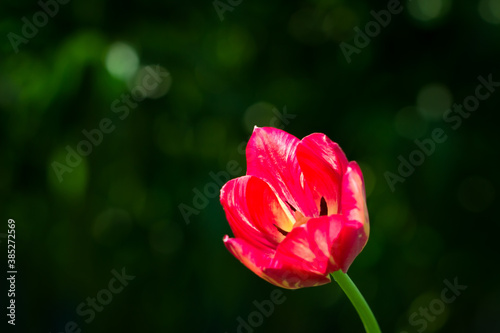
479, 0, 500, 24
130, 65, 172, 99
417, 83, 452, 120
243, 101, 279, 133
215, 28, 255, 68
408, 0, 450, 22
105, 42, 140, 81
406, 291, 449, 331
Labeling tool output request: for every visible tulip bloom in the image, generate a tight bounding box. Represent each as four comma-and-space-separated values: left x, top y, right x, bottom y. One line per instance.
221, 127, 369, 290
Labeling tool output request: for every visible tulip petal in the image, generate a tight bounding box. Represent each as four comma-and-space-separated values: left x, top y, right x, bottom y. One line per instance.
271, 214, 367, 278
224, 235, 276, 283
246, 176, 294, 244
263, 265, 332, 289
332, 220, 368, 272
224, 235, 331, 289
297, 133, 349, 216
221, 175, 294, 248
246, 127, 317, 217
220, 176, 275, 250
341, 161, 370, 235
262, 216, 347, 289
338, 161, 370, 271
272, 215, 343, 275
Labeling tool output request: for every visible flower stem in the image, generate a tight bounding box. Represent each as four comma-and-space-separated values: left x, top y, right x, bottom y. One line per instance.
331, 270, 381, 333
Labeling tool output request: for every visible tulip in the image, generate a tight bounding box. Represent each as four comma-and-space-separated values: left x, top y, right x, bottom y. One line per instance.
221, 126, 369, 288
221, 127, 380, 332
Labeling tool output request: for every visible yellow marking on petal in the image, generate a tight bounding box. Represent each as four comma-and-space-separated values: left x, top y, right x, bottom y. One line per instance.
292, 210, 309, 228
275, 196, 295, 231
329, 256, 337, 267
293, 242, 317, 262
329, 200, 339, 215
315, 229, 330, 258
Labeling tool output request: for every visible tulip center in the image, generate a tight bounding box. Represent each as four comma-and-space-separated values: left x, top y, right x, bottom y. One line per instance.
319, 197, 328, 216
274, 197, 329, 237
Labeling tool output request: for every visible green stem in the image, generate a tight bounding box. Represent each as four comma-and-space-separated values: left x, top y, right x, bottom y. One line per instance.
331, 270, 381, 333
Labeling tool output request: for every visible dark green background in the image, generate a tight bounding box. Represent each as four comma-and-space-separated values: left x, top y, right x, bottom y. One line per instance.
1, 0, 499, 332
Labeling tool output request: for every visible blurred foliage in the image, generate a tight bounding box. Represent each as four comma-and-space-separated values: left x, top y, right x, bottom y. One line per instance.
1, 0, 499, 332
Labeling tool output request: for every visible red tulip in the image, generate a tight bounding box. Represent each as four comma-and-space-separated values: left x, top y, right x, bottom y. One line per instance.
221, 127, 370, 289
